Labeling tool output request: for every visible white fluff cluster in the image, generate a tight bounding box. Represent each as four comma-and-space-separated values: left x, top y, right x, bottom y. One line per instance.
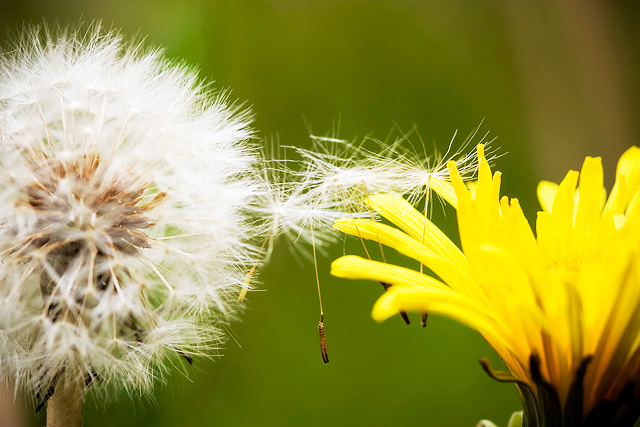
0, 25, 262, 400
250, 128, 494, 259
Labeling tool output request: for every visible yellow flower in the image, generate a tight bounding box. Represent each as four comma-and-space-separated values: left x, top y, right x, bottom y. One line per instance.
331, 145, 640, 426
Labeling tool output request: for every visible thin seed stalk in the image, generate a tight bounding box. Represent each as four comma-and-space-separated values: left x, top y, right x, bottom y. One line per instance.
46, 376, 84, 427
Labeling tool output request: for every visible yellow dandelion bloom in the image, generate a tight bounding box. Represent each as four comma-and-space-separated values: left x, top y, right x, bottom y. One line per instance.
331, 144, 640, 426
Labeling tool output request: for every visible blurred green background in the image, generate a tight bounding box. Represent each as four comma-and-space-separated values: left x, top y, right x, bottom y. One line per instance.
1, 1, 639, 426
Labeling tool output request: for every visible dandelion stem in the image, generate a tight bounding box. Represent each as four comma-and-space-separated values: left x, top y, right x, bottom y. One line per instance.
46, 376, 84, 427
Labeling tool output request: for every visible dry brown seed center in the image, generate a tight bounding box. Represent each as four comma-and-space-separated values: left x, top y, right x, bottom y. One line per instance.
8, 153, 166, 317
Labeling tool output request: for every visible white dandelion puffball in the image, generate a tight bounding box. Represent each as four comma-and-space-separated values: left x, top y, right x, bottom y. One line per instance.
0, 25, 262, 400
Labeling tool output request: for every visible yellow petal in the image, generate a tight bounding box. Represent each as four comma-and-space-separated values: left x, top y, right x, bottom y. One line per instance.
604, 146, 640, 215
537, 181, 558, 213
333, 218, 473, 296
331, 255, 450, 292
616, 146, 640, 188
466, 180, 478, 199
365, 194, 466, 269
537, 170, 579, 261
574, 157, 605, 249
447, 159, 472, 206
603, 174, 627, 216
429, 177, 458, 208
372, 286, 515, 352
474, 144, 495, 208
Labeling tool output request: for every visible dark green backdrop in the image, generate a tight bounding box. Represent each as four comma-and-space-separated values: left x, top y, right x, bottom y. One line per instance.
1, 1, 638, 426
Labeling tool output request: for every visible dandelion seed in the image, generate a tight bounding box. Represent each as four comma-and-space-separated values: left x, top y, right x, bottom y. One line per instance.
367, 123, 499, 209
249, 155, 349, 259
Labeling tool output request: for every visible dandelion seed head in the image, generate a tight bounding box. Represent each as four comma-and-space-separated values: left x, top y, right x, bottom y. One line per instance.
0, 24, 263, 400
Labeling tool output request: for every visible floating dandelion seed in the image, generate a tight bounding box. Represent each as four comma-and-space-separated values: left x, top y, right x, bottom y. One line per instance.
260, 130, 486, 362
0, 24, 267, 425
367, 123, 499, 208
246, 150, 357, 364
332, 143, 640, 426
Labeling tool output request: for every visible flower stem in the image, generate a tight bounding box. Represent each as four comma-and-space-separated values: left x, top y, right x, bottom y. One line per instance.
46, 376, 84, 427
